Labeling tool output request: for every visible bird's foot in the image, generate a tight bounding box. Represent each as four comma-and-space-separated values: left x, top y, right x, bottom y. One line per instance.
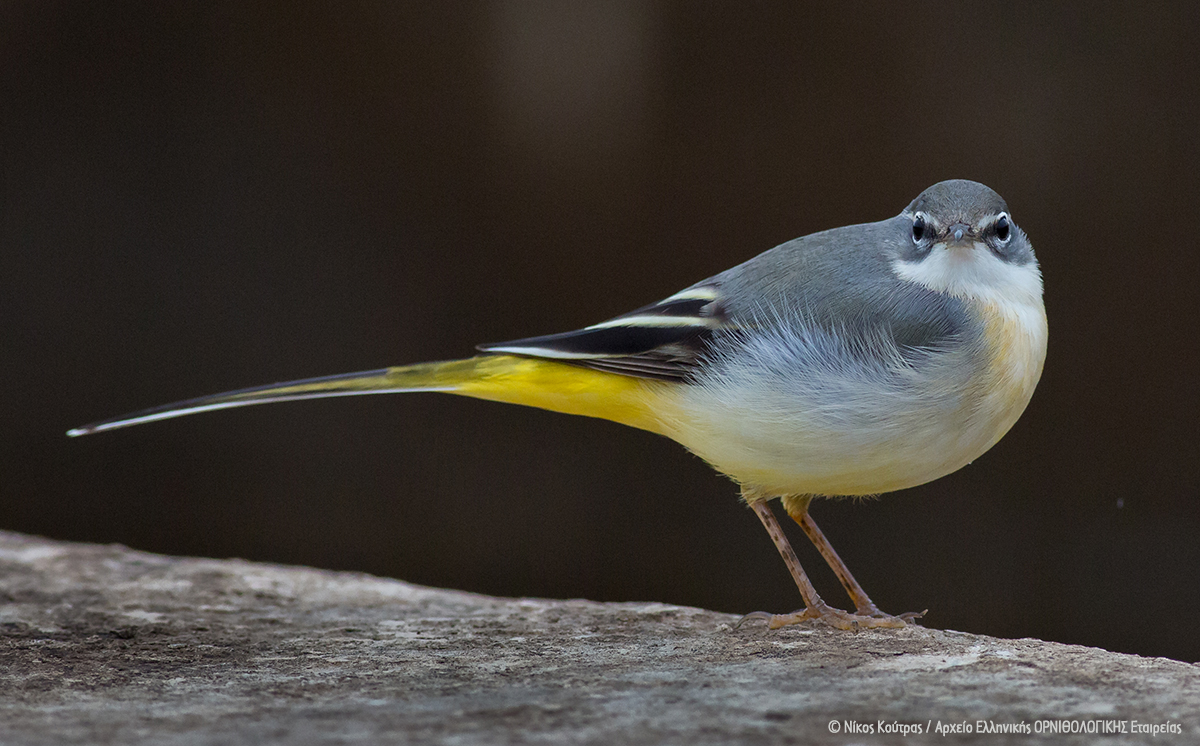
737, 603, 925, 631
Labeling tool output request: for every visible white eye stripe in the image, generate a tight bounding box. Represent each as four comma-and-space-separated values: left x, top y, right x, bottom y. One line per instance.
973, 212, 1011, 230
971, 212, 1013, 246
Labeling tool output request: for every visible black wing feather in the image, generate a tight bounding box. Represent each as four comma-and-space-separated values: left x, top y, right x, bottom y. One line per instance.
476, 283, 725, 382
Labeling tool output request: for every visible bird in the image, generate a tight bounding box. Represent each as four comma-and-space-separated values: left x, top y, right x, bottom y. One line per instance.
69, 179, 1047, 630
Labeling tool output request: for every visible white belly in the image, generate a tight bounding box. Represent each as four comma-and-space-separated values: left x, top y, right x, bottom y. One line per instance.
649, 299, 1047, 497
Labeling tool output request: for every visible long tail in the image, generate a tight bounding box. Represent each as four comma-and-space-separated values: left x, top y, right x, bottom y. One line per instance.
67, 355, 669, 437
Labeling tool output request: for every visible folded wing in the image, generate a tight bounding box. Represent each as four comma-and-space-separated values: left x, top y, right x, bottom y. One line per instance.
477, 284, 729, 382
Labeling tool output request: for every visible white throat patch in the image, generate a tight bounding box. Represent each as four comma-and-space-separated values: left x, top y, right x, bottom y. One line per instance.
891, 242, 1043, 307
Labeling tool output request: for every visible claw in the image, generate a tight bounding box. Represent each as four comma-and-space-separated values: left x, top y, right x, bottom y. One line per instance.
734, 611, 770, 629
743, 603, 924, 631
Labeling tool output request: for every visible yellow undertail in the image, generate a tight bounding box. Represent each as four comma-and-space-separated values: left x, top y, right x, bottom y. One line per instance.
450, 356, 669, 433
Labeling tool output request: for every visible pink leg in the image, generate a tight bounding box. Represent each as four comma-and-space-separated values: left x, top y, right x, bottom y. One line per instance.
743, 491, 923, 630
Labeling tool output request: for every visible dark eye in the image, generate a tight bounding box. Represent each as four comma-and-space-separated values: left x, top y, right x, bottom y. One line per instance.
911, 214, 927, 244
995, 214, 1011, 243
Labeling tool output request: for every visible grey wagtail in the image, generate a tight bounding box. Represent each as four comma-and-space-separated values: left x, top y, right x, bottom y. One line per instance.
70, 179, 1046, 630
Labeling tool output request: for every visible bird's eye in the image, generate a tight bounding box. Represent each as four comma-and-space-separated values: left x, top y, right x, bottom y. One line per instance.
995, 214, 1011, 243
911, 214, 927, 244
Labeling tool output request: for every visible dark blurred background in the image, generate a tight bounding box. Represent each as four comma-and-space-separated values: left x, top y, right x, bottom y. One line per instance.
3, 2, 1198, 661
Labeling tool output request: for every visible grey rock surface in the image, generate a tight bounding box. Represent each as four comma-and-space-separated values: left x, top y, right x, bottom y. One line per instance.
1, 530, 1197, 745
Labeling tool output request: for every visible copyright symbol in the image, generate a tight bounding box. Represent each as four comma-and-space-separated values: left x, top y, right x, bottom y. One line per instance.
828, 720, 841, 733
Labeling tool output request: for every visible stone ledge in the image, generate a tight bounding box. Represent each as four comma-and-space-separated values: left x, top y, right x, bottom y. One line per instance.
1, 529, 1197, 745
